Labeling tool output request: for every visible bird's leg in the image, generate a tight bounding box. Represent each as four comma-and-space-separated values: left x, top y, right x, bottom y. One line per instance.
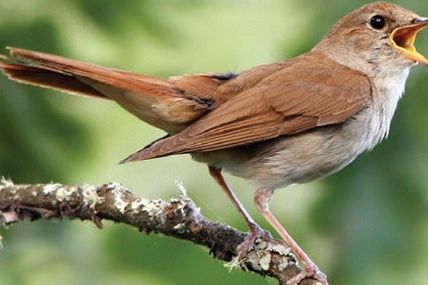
254, 189, 328, 285
208, 166, 270, 260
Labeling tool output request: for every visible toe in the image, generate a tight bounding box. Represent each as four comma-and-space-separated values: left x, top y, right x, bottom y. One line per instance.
286, 264, 328, 285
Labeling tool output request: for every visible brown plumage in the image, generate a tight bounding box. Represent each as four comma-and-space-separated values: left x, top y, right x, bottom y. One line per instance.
122, 52, 372, 161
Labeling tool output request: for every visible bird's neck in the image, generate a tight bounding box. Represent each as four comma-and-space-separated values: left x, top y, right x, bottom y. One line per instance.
312, 37, 414, 78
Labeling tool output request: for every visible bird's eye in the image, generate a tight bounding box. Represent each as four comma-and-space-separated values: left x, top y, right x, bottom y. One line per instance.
370, 15, 386, 30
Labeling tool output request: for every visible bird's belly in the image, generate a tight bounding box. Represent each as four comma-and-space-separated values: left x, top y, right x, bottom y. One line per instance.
243, 126, 366, 189
194, 115, 377, 190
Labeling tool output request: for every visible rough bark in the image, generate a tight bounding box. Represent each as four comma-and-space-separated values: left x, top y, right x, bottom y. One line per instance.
0, 179, 321, 285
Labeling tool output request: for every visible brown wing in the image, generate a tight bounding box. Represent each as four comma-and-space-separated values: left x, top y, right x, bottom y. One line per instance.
122, 52, 372, 162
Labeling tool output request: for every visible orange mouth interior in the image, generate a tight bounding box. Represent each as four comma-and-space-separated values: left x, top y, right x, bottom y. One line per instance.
390, 21, 428, 65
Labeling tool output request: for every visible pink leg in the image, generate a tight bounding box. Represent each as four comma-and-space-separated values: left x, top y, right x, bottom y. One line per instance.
209, 166, 270, 257
254, 189, 328, 285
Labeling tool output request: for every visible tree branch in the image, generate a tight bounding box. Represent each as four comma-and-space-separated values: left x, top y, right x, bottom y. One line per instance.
0, 179, 320, 285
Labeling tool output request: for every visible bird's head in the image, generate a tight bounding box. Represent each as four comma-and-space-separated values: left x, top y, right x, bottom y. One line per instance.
315, 2, 428, 74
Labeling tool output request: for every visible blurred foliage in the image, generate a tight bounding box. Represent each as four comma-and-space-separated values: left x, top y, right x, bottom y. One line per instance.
1, 1, 428, 285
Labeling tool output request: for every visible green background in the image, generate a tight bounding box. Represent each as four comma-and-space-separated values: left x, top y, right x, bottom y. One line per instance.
1, 1, 428, 284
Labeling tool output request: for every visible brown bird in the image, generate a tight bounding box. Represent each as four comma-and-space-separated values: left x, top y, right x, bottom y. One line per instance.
1, 2, 427, 284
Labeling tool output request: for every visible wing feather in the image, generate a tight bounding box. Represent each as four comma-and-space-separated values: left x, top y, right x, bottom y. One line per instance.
123, 52, 372, 162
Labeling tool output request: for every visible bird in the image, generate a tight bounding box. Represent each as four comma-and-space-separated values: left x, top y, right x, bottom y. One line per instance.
1, 2, 427, 284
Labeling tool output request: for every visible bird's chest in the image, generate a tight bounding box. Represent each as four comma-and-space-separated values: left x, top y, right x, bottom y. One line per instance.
324, 70, 408, 169
357, 69, 409, 150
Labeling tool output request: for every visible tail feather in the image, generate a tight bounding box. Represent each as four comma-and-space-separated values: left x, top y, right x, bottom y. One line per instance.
0, 60, 105, 98
1, 47, 239, 139
0, 48, 210, 133
7, 47, 172, 94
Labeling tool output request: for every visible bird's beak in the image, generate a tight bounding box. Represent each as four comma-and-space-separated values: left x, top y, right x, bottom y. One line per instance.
390, 17, 428, 65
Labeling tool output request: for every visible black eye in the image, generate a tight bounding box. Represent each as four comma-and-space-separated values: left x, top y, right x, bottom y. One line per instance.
370, 15, 386, 30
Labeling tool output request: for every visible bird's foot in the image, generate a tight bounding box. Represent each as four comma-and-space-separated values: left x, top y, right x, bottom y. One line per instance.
226, 224, 272, 269
286, 261, 328, 285
238, 224, 272, 259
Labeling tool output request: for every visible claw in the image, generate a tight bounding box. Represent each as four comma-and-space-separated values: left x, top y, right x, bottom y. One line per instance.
235, 224, 272, 260
225, 224, 272, 272
286, 262, 328, 285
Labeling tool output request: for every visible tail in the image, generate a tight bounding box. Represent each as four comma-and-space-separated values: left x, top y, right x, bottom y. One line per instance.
0, 54, 105, 99
0, 47, 237, 134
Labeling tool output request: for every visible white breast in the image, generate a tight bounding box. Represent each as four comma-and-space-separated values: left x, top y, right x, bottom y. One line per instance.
366, 67, 409, 149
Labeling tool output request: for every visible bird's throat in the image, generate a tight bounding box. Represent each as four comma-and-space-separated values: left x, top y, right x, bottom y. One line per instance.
369, 67, 410, 146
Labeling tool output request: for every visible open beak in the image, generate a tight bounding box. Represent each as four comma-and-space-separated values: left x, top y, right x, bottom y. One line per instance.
390, 17, 428, 65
